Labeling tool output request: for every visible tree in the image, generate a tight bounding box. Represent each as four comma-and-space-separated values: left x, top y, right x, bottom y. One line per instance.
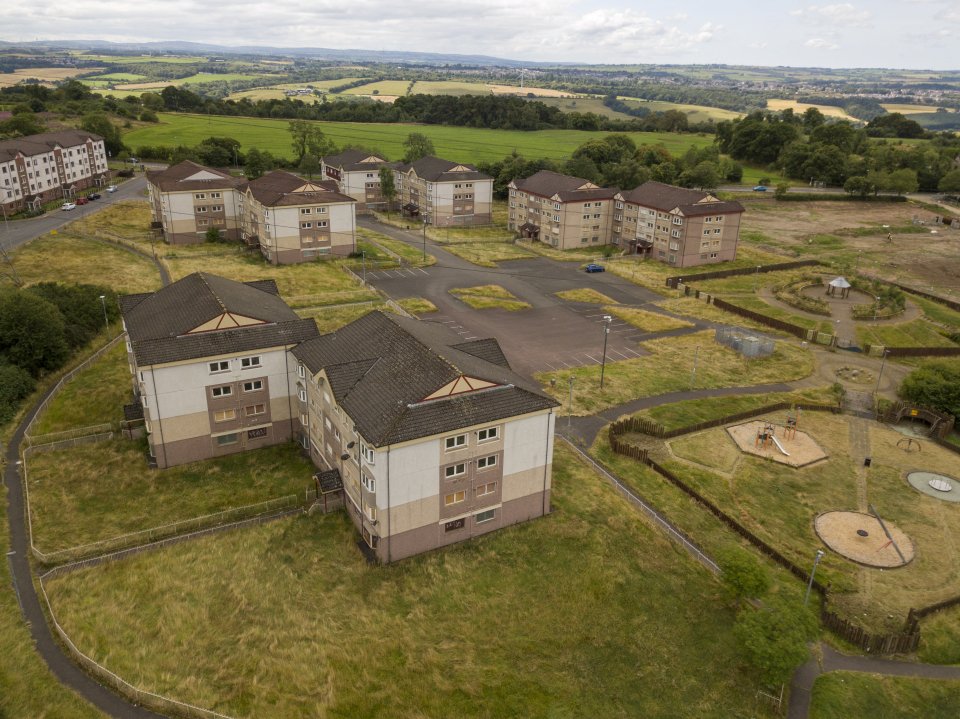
734, 599, 817, 686
297, 153, 320, 179
80, 113, 124, 156
843, 176, 874, 199
887, 168, 919, 195
195, 136, 240, 167
719, 549, 771, 604
679, 161, 719, 190
0, 363, 35, 425
402, 132, 435, 163
288, 119, 332, 162
26, 283, 116, 350
0, 287, 69, 376
774, 182, 790, 199
205, 226, 223, 243
245, 148, 270, 179
899, 362, 960, 417
378, 166, 397, 214
0, 111, 45, 138
937, 169, 960, 194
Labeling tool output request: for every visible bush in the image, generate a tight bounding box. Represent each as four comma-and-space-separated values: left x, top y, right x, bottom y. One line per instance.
0, 363, 35, 424
139, 110, 159, 122
719, 548, 770, 604
899, 362, 960, 417
774, 276, 830, 316
734, 599, 818, 687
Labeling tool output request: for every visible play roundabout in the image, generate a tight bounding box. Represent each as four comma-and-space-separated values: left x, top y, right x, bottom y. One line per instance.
815, 511, 915, 568
907, 471, 960, 503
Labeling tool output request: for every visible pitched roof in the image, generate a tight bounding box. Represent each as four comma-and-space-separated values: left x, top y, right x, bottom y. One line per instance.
511, 170, 617, 202
121, 273, 317, 366
292, 312, 556, 446
617, 181, 745, 216
322, 149, 394, 171
396, 156, 491, 183
245, 170, 356, 207
145, 160, 246, 192
0, 129, 103, 163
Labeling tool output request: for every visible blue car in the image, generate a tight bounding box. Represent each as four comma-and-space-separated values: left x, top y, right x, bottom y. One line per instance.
753, 185, 768, 192
584, 263, 605, 273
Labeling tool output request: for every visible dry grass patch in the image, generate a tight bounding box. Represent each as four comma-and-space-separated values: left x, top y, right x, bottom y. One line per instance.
26, 441, 314, 554
669, 430, 740, 473
555, 288, 618, 304
516, 240, 602, 262
537, 331, 814, 415
450, 284, 531, 311
43, 443, 779, 719
398, 297, 438, 315
656, 297, 784, 334
299, 303, 382, 333
356, 228, 436, 266
606, 305, 694, 333
442, 241, 536, 267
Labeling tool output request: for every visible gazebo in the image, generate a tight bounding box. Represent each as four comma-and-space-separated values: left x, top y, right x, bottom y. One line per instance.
826, 276, 852, 298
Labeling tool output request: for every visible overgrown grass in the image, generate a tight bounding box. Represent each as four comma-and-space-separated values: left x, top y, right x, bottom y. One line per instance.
810, 673, 960, 719
910, 294, 960, 331
605, 305, 694, 333
918, 605, 960, 665
656, 297, 791, 334
537, 331, 814, 415
299, 302, 382, 333
26, 441, 315, 554
555, 288, 619, 304
856, 319, 957, 348
516, 240, 603, 262
450, 284, 531, 311
442, 241, 536, 267
397, 297, 438, 315
356, 228, 436, 266
43, 443, 781, 718
31, 341, 131, 435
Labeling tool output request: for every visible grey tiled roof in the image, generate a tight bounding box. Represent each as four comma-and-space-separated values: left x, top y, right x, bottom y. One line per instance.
245, 170, 355, 207
145, 160, 246, 192
0, 130, 103, 162
396, 156, 491, 183
322, 149, 395, 171
121, 273, 316, 366
617, 181, 745, 216
293, 312, 556, 447
511, 170, 616, 202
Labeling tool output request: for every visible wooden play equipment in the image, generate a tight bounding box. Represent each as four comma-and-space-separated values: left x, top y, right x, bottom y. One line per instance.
755, 422, 775, 449
897, 437, 921, 452
784, 415, 798, 440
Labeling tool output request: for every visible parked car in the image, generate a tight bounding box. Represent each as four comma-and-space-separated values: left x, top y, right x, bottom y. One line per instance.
61, 202, 76, 211
106, 185, 118, 193
752, 185, 768, 192
584, 263, 606, 273
87, 192, 101, 200
75, 197, 89, 205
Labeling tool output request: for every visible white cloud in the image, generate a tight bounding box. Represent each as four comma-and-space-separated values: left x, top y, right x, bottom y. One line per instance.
792, 4, 871, 26
804, 37, 840, 50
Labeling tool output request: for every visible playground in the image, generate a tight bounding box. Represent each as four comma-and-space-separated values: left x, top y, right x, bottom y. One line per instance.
726, 417, 827, 467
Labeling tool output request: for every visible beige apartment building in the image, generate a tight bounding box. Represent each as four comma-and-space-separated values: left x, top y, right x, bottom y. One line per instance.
119, 273, 319, 469
321, 149, 396, 213
507, 170, 618, 250
1, 130, 109, 213
396, 156, 493, 227
292, 311, 558, 562
240, 170, 357, 264
146, 161, 246, 244
613, 182, 745, 268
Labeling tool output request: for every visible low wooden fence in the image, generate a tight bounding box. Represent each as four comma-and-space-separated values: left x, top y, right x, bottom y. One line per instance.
711, 297, 811, 339
664, 260, 821, 289
866, 345, 960, 358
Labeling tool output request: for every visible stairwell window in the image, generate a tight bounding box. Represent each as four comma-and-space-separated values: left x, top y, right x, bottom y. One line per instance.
444, 490, 465, 506
241, 355, 261, 369
445, 434, 466, 451
209, 360, 229, 373
211, 385, 232, 398
214, 409, 236, 423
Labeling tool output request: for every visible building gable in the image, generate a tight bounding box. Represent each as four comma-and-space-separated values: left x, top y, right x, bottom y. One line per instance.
186, 312, 269, 334
183, 169, 228, 182
422, 375, 499, 401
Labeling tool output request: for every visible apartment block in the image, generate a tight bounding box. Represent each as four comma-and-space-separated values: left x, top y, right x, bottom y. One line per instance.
395, 156, 493, 227
0, 130, 109, 213
507, 170, 618, 250
241, 170, 357, 264
321, 149, 397, 213
612, 182, 745, 268
292, 311, 558, 562
120, 273, 319, 469
146, 161, 246, 244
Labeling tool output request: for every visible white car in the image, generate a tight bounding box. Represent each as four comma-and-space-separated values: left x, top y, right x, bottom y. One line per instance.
106, 185, 118, 193
61, 202, 76, 211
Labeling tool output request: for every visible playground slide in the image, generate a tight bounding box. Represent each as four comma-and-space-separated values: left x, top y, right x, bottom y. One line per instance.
771, 435, 790, 456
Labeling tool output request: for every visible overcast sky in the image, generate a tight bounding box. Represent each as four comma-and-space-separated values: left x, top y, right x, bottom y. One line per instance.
2, 1, 958, 69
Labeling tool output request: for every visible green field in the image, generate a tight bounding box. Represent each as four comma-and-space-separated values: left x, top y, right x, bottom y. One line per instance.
617, 97, 744, 123
82, 72, 148, 82
341, 80, 413, 96
124, 113, 715, 165
73, 53, 206, 64
228, 78, 367, 102
810, 672, 960, 719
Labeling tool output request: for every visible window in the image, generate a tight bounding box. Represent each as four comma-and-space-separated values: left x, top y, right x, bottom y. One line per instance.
553, 215, 561, 222
593, 213, 601, 219
673, 217, 683, 225
298, 388, 307, 402
300, 208, 312, 214
240, 355, 261, 369
214, 409, 236, 423
361, 472, 376, 492
615, 201, 624, 209
211, 385, 232, 397
445, 434, 466, 450
216, 433, 238, 446
367, 505, 377, 521
361, 444, 375, 465
211, 192, 221, 199
594, 202, 602, 207
301, 221, 312, 229
477, 455, 497, 470
477, 481, 497, 496
194, 193, 206, 200
297, 364, 305, 378
475, 508, 496, 523
196, 206, 207, 213
445, 463, 467, 479
244, 403, 266, 416
477, 427, 499, 442
444, 490, 466, 506
209, 360, 229, 373
714, 228, 722, 234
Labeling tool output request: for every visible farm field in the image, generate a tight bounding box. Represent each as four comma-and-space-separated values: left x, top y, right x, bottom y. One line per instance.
42, 443, 781, 719
0, 66, 102, 87
112, 72, 270, 90
341, 79, 412, 97
880, 103, 946, 115
617, 96, 744, 123
766, 99, 858, 121
227, 78, 366, 102
123, 112, 715, 164
71, 53, 206, 64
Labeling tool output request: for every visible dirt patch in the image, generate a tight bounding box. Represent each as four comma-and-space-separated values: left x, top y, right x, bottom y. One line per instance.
726, 420, 828, 467
815, 510, 914, 567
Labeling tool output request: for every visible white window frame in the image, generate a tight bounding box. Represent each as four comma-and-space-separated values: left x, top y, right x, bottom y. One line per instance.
211, 385, 232, 398
243, 380, 263, 392
209, 360, 229, 373
445, 434, 466, 451
477, 455, 497, 470
477, 427, 499, 442
361, 444, 375, 465
445, 463, 467, 479
475, 508, 496, 523
444, 490, 466, 506
240, 355, 261, 369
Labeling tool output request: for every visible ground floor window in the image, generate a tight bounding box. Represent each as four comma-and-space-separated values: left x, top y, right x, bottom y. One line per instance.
475, 508, 496, 524
215, 433, 238, 446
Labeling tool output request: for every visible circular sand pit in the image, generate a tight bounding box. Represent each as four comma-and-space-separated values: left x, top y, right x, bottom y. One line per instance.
907, 471, 960, 503
726, 420, 828, 467
815, 511, 914, 568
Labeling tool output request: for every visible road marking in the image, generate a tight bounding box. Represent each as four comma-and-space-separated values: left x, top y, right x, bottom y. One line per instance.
463, 335, 479, 340
608, 349, 628, 359
417, 268, 429, 275
584, 354, 601, 363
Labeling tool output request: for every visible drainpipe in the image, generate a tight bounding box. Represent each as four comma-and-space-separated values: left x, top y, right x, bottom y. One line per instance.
148, 364, 166, 468
386, 445, 392, 563
542, 409, 554, 516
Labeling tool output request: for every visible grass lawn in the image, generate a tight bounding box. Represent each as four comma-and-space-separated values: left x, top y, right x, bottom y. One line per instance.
909, 294, 960, 331
124, 113, 718, 165
810, 673, 960, 719
449, 284, 531, 311
442, 241, 536, 267
656, 297, 792, 335
537, 331, 814, 415
26, 441, 315, 555
30, 341, 131, 436
43, 443, 780, 719
397, 297, 438, 315
356, 227, 436, 266
856, 319, 957, 348
340, 79, 412, 96
299, 302, 383, 334
918, 605, 960, 665
555, 288, 619, 304
518, 240, 606, 262
724, 295, 828, 333
606, 305, 694, 333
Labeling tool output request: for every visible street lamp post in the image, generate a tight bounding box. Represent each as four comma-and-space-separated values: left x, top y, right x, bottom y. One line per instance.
875, 349, 889, 395
98, 294, 109, 330
599, 315, 612, 389
690, 344, 700, 388
754, 265, 761, 291
567, 376, 575, 432
874, 295, 880, 322
422, 218, 429, 263
804, 549, 825, 606
361, 250, 366, 285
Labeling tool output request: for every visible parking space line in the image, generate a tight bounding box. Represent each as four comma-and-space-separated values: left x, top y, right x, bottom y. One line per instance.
584, 354, 601, 363
608, 349, 628, 360
417, 268, 429, 275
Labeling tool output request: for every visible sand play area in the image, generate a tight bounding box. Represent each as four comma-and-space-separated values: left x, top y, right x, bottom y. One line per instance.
815, 511, 915, 568
726, 420, 828, 467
